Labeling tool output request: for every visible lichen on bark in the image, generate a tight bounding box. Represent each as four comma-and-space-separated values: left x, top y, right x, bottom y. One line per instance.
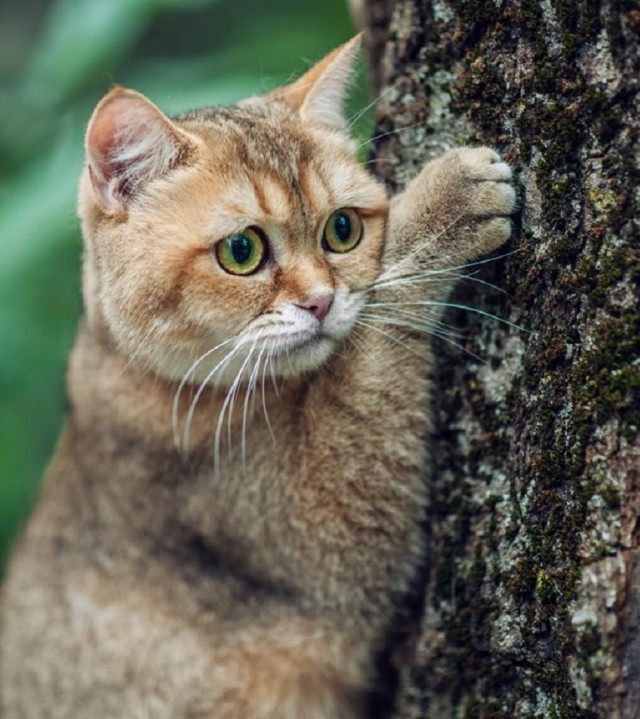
358, 1, 640, 717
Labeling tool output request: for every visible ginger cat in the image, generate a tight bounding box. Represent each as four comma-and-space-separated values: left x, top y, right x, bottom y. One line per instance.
0, 36, 515, 718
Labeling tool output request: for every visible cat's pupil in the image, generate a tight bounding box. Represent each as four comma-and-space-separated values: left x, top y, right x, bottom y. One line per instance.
230, 235, 252, 264
333, 213, 351, 242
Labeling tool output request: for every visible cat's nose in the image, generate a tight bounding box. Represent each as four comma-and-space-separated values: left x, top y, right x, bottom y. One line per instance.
297, 293, 334, 321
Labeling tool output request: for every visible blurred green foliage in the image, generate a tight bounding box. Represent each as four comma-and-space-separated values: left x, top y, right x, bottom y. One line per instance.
0, 0, 359, 567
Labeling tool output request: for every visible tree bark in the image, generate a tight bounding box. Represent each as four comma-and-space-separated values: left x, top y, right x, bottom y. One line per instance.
357, 2, 640, 717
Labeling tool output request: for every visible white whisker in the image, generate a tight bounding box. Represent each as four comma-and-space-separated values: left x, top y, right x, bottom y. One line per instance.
455, 272, 513, 298
353, 318, 429, 360
361, 157, 398, 167
355, 120, 429, 152
347, 327, 385, 370
359, 311, 483, 361
181, 340, 246, 456
345, 87, 392, 132
241, 343, 267, 471
261, 345, 276, 442
396, 300, 529, 332
214, 344, 256, 473
363, 298, 527, 332
225, 347, 254, 460
364, 305, 466, 339
122, 325, 157, 374
374, 212, 469, 284
371, 247, 523, 291
171, 337, 238, 452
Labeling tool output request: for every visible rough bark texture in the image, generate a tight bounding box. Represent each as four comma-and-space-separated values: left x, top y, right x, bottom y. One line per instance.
357, 1, 640, 717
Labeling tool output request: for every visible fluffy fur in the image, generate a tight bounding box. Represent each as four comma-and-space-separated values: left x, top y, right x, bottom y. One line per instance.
0, 36, 515, 718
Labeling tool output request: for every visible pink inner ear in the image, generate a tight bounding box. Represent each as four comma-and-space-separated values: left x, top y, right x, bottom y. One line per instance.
85, 88, 194, 210
87, 100, 120, 169
86, 98, 124, 207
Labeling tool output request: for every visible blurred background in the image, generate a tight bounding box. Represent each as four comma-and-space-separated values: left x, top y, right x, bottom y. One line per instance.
0, 0, 360, 568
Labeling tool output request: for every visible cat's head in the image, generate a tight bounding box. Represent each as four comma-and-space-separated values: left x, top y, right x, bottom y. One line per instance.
78, 36, 388, 386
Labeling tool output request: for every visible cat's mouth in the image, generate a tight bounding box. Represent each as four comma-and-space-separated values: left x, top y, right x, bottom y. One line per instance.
272, 329, 331, 356
265, 329, 336, 376
236, 298, 359, 377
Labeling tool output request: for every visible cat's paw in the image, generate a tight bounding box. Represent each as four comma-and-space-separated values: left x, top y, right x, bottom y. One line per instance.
446, 146, 516, 254
453, 147, 513, 203
387, 146, 516, 268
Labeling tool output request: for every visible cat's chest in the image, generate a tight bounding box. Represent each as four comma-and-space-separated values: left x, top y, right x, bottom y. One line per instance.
174, 405, 302, 526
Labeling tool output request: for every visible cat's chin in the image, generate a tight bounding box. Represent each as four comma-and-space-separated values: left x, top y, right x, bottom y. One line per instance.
270, 334, 337, 378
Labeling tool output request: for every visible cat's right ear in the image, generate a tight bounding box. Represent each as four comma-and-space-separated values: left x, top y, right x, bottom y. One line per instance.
85, 88, 198, 211
270, 35, 361, 130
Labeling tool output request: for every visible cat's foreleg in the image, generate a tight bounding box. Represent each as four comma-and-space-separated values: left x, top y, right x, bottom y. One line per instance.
382, 146, 515, 300
366, 146, 516, 346
290, 148, 516, 625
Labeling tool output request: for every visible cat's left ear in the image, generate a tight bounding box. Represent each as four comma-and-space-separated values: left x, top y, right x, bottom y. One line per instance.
274, 35, 361, 130
85, 87, 199, 211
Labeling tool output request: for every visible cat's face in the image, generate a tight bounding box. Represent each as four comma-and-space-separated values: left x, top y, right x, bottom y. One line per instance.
79, 38, 388, 386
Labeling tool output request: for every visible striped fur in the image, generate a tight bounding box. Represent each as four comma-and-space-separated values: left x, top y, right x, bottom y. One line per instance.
0, 36, 515, 718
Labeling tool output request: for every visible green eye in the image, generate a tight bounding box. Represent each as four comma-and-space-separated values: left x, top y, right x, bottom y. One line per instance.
215, 227, 267, 276
322, 208, 363, 253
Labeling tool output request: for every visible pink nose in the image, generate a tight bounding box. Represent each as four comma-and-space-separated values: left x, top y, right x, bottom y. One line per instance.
297, 293, 334, 321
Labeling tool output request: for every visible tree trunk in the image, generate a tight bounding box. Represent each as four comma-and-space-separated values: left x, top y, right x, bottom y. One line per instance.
356, 2, 640, 717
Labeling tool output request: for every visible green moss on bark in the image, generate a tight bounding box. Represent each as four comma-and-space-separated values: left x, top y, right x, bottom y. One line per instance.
368, 1, 639, 718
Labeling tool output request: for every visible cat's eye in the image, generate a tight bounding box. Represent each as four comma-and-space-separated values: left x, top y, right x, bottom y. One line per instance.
322, 209, 363, 253
215, 227, 268, 276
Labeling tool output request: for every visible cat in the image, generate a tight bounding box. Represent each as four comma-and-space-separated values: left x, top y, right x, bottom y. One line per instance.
0, 35, 515, 719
